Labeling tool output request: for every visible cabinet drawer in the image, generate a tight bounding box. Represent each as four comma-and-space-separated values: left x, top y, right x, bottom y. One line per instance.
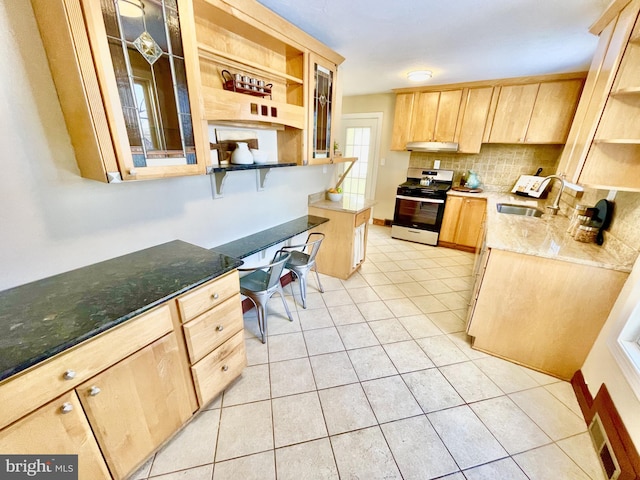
191, 330, 246, 407
183, 294, 243, 364
177, 270, 240, 323
0, 304, 173, 430
354, 208, 371, 228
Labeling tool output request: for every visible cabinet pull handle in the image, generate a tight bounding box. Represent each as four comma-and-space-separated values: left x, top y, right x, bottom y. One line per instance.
212, 293, 219, 300
63, 369, 76, 380
89, 386, 101, 397
222, 365, 229, 372
216, 325, 224, 332
60, 402, 73, 414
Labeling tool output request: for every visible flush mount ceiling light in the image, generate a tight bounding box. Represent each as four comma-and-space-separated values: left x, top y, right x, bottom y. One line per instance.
407, 70, 432, 82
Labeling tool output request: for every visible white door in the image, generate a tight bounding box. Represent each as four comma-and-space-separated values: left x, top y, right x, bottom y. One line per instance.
339, 113, 382, 201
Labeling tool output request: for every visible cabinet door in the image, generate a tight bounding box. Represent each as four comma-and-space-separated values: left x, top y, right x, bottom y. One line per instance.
439, 195, 464, 244
410, 92, 439, 141
457, 87, 493, 153
0, 391, 111, 479
391, 93, 415, 150
455, 198, 487, 248
488, 84, 539, 143
434, 90, 463, 142
32, 0, 208, 183
308, 53, 337, 164
77, 333, 193, 479
526, 80, 583, 143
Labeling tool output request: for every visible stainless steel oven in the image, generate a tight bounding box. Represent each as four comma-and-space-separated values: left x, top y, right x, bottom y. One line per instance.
391, 168, 453, 246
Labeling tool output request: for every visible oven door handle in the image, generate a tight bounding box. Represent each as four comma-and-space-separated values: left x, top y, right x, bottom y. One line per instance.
395, 195, 445, 204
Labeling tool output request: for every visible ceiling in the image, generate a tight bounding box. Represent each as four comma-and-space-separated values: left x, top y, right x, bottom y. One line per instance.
256, 0, 611, 96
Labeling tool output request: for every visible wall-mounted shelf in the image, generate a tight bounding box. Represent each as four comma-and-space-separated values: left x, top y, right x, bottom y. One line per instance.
206, 162, 297, 198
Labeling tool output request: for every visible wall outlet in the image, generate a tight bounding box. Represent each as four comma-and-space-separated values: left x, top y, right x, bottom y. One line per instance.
322, 165, 327, 174
434, 160, 441, 169
380, 158, 386, 166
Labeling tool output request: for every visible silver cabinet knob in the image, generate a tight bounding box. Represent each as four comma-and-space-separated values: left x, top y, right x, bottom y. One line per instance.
89, 386, 101, 397
216, 325, 224, 332
222, 365, 229, 372
63, 369, 76, 380
212, 293, 219, 300
60, 402, 73, 414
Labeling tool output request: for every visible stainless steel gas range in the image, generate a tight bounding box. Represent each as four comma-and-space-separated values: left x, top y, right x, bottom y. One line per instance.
391, 168, 454, 246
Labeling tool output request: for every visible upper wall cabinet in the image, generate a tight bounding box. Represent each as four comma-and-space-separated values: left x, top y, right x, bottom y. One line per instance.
31, 0, 209, 182
486, 79, 584, 144
307, 53, 338, 165
557, 0, 640, 191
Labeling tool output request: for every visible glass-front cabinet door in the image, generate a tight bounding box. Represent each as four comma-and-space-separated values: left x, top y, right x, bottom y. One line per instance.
308, 53, 337, 165
32, 0, 207, 182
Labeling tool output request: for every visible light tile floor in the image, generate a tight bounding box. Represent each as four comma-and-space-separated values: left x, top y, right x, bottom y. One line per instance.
130, 225, 606, 480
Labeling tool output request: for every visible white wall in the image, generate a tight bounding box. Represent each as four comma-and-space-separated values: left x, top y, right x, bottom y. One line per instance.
0, 1, 334, 291
582, 255, 640, 450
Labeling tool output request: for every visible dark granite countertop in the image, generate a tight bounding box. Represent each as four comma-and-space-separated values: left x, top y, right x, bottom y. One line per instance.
0, 240, 242, 382
211, 215, 329, 259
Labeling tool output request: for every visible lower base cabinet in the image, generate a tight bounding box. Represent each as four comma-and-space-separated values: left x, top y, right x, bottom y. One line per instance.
439, 195, 486, 252
467, 249, 628, 379
308, 206, 371, 279
78, 333, 193, 479
0, 390, 111, 479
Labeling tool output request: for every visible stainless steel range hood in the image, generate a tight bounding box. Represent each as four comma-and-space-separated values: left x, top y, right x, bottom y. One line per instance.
406, 141, 459, 152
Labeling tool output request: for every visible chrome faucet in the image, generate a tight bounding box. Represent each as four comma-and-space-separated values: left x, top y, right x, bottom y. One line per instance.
537, 175, 565, 215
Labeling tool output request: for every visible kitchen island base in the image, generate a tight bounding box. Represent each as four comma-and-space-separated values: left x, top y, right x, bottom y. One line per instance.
467, 249, 628, 380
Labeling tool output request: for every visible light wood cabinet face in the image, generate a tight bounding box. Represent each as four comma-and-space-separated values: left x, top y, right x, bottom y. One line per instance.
467, 249, 628, 379
31, 0, 209, 182
0, 391, 111, 479
391, 93, 415, 150
77, 333, 193, 479
434, 90, 463, 142
457, 87, 494, 153
410, 92, 439, 142
526, 80, 583, 143
488, 84, 539, 143
308, 53, 338, 165
439, 196, 486, 251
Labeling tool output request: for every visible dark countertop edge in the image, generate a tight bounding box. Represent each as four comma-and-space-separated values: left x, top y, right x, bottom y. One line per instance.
0, 262, 241, 382
209, 162, 297, 173
211, 215, 330, 259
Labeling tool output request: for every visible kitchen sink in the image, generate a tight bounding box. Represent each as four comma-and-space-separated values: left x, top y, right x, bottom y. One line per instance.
496, 203, 544, 217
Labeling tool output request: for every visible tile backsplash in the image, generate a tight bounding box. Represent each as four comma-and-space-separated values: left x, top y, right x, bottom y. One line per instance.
409, 143, 562, 191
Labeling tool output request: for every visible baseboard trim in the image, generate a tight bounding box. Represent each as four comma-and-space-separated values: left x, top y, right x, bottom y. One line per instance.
571, 370, 640, 479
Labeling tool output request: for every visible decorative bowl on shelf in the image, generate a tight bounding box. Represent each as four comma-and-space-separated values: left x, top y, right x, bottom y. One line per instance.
327, 192, 343, 202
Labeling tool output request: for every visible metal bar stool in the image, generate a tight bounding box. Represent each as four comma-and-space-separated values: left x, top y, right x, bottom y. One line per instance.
238, 250, 293, 343
281, 233, 325, 309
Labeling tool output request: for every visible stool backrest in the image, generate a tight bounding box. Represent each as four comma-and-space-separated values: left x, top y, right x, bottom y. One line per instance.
267, 250, 291, 289
305, 233, 325, 263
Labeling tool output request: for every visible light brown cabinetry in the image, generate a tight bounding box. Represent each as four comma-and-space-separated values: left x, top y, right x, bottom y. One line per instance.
0, 391, 111, 479
557, 0, 640, 190
487, 79, 583, 144
78, 333, 193, 479
439, 195, 487, 252
390, 90, 463, 150
308, 205, 371, 279
177, 271, 246, 407
308, 53, 339, 164
31, 0, 209, 183
457, 87, 494, 153
466, 249, 628, 380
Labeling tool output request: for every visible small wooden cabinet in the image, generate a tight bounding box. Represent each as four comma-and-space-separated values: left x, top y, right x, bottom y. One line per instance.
78, 333, 193, 479
487, 79, 583, 144
466, 249, 628, 379
177, 270, 246, 407
557, 0, 640, 190
439, 195, 487, 252
308, 205, 371, 279
391, 93, 415, 150
457, 87, 494, 153
308, 53, 339, 165
0, 391, 111, 479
